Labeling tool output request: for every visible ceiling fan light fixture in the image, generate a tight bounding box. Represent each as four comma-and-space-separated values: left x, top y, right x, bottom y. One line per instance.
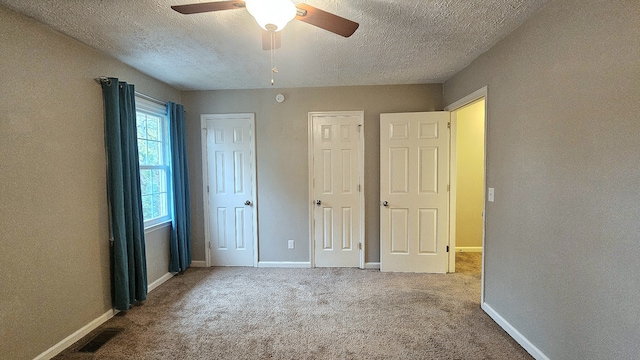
245, 0, 297, 32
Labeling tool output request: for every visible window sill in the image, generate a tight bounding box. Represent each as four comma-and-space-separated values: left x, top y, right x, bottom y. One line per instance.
145, 219, 172, 234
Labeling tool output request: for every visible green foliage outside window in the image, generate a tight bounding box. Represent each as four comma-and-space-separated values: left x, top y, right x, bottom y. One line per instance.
136, 108, 170, 224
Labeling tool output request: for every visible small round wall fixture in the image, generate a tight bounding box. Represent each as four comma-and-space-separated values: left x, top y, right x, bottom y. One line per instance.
276, 93, 285, 103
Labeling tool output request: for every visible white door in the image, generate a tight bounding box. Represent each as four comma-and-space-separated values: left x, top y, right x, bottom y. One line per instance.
309, 112, 364, 268
380, 112, 450, 273
202, 114, 257, 267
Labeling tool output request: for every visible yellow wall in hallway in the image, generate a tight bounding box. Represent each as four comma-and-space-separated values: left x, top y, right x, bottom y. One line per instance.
455, 99, 485, 248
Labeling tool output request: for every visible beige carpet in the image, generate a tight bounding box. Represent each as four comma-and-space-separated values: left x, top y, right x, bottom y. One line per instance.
55, 253, 531, 359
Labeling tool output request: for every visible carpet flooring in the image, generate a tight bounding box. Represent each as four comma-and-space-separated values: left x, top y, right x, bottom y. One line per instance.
55, 253, 532, 359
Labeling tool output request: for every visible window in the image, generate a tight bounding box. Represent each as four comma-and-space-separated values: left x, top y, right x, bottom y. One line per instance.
136, 96, 172, 227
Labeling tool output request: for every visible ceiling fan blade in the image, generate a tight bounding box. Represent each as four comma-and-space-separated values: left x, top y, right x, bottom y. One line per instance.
262, 30, 281, 51
171, 1, 245, 15
294, 3, 359, 38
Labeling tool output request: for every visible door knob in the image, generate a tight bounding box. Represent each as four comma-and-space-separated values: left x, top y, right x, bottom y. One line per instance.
382, 201, 389, 207
316, 200, 322, 205
244, 200, 252, 206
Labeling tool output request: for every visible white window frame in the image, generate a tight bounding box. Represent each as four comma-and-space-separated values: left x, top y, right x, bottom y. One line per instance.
135, 96, 173, 228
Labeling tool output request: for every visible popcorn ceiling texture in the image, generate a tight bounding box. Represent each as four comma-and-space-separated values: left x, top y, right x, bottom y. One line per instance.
0, 0, 548, 90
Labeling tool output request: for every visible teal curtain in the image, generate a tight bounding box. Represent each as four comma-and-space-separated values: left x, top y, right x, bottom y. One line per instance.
101, 77, 148, 310
168, 102, 192, 272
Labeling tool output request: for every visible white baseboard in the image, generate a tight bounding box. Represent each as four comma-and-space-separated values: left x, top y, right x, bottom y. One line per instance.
34, 308, 118, 360
364, 262, 380, 270
482, 302, 549, 360
148, 272, 174, 293
257, 261, 311, 268
191, 260, 206, 267
456, 247, 483, 252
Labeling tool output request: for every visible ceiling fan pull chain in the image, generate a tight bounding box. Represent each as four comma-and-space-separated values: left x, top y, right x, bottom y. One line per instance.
270, 30, 278, 86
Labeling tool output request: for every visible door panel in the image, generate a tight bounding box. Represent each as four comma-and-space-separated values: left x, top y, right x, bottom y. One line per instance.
380, 112, 449, 273
311, 112, 363, 267
204, 115, 256, 266
390, 208, 409, 253
419, 208, 438, 253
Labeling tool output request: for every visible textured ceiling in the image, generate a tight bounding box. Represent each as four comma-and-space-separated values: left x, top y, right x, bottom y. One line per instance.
0, 0, 549, 90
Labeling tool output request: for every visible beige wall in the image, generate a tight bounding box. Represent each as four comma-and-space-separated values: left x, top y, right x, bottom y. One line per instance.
10, 0, 639, 358
182, 85, 442, 264
0, 6, 180, 360
454, 99, 485, 249
145, 225, 172, 285
444, 0, 640, 358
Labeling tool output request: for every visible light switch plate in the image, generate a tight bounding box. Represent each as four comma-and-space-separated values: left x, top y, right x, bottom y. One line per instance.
488, 188, 495, 202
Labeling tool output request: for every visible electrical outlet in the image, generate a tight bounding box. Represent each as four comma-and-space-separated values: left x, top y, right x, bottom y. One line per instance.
287, 240, 295, 249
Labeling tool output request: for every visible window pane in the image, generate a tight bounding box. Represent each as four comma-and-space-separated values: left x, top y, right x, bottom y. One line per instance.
147, 141, 161, 166
142, 194, 152, 220
141, 169, 168, 221
140, 170, 152, 196
136, 113, 147, 139
136, 95, 171, 225
159, 192, 168, 218
155, 141, 164, 166
138, 140, 148, 165
155, 117, 163, 142
151, 169, 160, 193
151, 194, 160, 218
158, 169, 166, 192
147, 116, 159, 140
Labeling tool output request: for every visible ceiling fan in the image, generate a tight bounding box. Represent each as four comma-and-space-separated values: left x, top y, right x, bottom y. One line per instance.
171, 0, 359, 50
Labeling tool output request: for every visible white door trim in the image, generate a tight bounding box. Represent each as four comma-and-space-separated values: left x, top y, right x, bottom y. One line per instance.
201, 119, 210, 267
308, 111, 365, 269
201, 113, 258, 268
444, 87, 488, 112
444, 86, 488, 304
449, 111, 458, 272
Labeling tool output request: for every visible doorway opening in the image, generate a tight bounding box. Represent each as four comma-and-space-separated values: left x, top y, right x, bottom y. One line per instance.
445, 87, 487, 300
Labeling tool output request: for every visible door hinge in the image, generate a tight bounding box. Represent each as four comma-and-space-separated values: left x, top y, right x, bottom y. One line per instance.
208, 241, 212, 249
446, 245, 450, 252
358, 184, 361, 192
447, 184, 450, 192
358, 243, 362, 250
447, 122, 451, 129
357, 124, 362, 132
207, 185, 210, 193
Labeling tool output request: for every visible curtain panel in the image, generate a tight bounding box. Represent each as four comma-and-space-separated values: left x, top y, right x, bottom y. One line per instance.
168, 102, 192, 272
101, 77, 148, 310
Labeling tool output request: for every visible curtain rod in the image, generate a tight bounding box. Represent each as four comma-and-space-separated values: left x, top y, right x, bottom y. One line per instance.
134, 91, 167, 107
94, 76, 168, 107
94, 76, 111, 85
94, 77, 185, 112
